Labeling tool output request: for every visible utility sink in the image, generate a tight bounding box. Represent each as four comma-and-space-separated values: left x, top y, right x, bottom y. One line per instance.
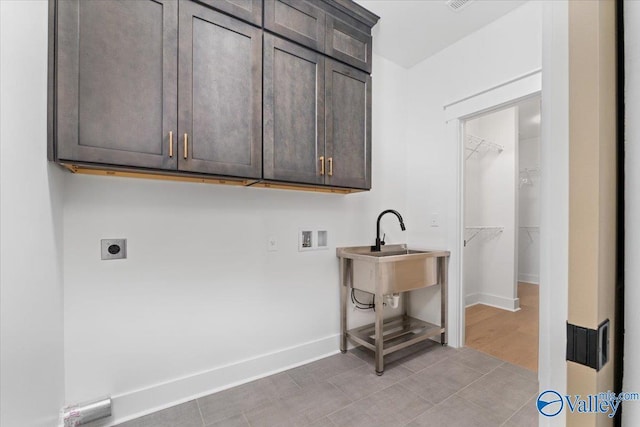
337, 244, 449, 295
337, 243, 450, 375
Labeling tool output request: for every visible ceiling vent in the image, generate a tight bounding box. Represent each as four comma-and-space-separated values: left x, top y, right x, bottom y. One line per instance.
446, 0, 474, 12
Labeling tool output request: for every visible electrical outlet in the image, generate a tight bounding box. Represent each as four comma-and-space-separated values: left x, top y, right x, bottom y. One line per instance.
101, 239, 127, 260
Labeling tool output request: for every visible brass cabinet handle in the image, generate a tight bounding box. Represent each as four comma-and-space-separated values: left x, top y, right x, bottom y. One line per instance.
169, 131, 173, 158
328, 157, 333, 176
319, 156, 325, 175
183, 133, 188, 159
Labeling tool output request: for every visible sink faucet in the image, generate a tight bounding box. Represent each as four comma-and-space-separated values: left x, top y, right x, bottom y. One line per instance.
372, 209, 406, 251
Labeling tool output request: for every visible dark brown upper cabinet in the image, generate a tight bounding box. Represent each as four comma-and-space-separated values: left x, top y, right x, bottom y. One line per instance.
178, 1, 262, 178
264, 0, 375, 73
325, 59, 371, 189
197, 0, 262, 26
55, 0, 178, 170
325, 14, 372, 74
264, 0, 325, 52
50, 0, 378, 191
53, 0, 261, 179
263, 35, 325, 185
264, 35, 370, 189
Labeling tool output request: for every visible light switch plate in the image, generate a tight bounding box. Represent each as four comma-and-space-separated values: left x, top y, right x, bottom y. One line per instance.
430, 213, 440, 227
101, 239, 127, 260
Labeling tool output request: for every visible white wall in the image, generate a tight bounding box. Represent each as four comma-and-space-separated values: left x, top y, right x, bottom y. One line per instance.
403, 1, 542, 341
464, 107, 518, 311
62, 53, 409, 424
518, 136, 540, 284
624, 0, 640, 424
0, 1, 66, 426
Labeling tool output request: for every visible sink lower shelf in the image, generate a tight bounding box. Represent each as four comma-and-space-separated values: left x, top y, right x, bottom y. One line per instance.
347, 315, 444, 356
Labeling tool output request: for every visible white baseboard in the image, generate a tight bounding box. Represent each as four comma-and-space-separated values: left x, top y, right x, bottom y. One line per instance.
465, 292, 482, 307
465, 292, 520, 312
93, 334, 340, 426
518, 273, 539, 284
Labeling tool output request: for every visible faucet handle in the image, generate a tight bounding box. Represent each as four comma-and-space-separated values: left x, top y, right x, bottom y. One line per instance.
381, 233, 386, 246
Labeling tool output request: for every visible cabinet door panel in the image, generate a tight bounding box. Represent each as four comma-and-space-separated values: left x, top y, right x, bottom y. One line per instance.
325, 15, 372, 73
197, 0, 262, 26
325, 60, 371, 189
56, 0, 177, 169
264, 35, 324, 184
178, 0, 262, 178
264, 0, 325, 52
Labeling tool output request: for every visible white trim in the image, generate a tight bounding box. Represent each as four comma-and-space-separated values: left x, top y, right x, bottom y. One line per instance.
445, 72, 541, 353
518, 273, 540, 284
443, 68, 542, 110
98, 335, 339, 426
444, 70, 542, 122
465, 293, 521, 312
539, 3, 569, 425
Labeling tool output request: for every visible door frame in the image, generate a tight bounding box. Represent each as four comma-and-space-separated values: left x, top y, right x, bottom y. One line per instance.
443, 69, 541, 352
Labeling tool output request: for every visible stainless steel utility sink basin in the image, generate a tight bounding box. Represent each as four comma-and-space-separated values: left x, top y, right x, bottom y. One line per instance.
365, 249, 426, 257
336, 244, 449, 295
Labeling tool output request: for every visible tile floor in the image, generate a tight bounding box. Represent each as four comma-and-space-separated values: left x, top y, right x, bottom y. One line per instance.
116, 342, 539, 427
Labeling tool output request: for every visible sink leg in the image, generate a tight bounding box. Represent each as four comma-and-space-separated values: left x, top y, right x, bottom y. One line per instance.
375, 288, 384, 374
339, 259, 348, 353
403, 291, 409, 318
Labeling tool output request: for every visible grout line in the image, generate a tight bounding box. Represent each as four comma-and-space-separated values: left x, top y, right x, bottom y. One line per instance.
454, 367, 494, 396
195, 399, 206, 427
242, 412, 252, 427
323, 399, 356, 421
500, 394, 536, 426
402, 393, 461, 427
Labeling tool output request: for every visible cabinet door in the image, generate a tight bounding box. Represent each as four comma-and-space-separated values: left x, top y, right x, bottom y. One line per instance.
325, 15, 372, 73
197, 0, 262, 26
264, 0, 325, 52
178, 0, 262, 178
325, 60, 371, 189
263, 35, 325, 185
56, 0, 178, 170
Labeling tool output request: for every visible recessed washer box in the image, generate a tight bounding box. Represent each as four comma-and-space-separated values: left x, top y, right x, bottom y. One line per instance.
298, 229, 329, 251
101, 239, 127, 260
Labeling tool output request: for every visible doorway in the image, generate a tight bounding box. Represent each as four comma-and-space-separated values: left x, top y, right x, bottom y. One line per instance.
462, 96, 541, 372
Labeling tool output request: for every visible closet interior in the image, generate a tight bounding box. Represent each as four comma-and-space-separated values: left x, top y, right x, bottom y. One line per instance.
463, 96, 540, 372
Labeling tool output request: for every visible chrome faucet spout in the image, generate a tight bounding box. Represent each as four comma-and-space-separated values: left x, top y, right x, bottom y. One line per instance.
372, 209, 406, 251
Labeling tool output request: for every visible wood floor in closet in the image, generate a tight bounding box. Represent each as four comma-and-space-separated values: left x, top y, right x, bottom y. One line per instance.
465, 282, 539, 372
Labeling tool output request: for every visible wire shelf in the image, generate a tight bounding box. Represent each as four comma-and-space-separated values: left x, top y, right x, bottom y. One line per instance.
464, 226, 504, 246
465, 134, 504, 160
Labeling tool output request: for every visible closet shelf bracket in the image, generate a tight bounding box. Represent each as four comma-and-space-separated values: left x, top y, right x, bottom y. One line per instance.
519, 226, 540, 243
464, 226, 504, 246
